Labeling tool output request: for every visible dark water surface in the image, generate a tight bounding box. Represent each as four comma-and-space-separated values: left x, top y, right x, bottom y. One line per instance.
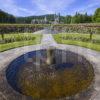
6, 49, 94, 99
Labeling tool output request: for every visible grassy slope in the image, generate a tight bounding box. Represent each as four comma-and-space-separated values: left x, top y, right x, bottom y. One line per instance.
0, 34, 42, 52
53, 33, 100, 51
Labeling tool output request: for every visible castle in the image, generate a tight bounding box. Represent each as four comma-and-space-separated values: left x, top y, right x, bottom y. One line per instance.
31, 13, 60, 24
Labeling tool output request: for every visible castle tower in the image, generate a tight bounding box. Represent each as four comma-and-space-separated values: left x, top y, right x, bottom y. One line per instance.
54, 13, 60, 24
44, 16, 47, 24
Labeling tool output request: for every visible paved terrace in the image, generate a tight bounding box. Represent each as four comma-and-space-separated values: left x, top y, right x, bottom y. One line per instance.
0, 33, 100, 100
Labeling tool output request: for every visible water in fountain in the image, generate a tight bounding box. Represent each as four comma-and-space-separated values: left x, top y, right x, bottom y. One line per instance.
6, 49, 94, 100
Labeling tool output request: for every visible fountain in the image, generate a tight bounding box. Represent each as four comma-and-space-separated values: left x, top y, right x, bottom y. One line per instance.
6, 48, 94, 100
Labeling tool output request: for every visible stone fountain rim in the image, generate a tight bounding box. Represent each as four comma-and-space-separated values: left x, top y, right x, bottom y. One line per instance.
0, 44, 100, 100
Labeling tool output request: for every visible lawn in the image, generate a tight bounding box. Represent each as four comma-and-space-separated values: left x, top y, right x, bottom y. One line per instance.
53, 33, 100, 51
0, 33, 42, 52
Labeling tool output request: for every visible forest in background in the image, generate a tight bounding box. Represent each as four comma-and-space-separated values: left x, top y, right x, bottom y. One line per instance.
0, 8, 100, 24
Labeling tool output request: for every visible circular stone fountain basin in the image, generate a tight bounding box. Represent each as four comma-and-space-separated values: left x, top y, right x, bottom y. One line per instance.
6, 49, 94, 99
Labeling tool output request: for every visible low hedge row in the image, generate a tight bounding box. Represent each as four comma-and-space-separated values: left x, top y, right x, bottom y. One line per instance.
0, 24, 49, 34
62, 36, 100, 44
0, 34, 37, 44
53, 24, 100, 34
0, 24, 100, 34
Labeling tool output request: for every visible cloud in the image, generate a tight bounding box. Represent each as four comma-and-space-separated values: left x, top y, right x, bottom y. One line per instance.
31, 0, 100, 15
32, 0, 75, 14
76, 1, 100, 14
0, 0, 18, 14
0, 0, 34, 16
0, 0, 99, 16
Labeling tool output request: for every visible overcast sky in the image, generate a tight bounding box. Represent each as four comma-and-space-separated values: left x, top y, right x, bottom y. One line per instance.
0, 0, 100, 16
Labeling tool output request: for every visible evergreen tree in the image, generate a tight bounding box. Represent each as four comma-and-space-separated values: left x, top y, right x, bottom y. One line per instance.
0, 9, 16, 23
93, 8, 100, 22
65, 15, 72, 24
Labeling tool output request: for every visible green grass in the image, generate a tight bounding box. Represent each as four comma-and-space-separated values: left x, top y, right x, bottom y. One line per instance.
53, 33, 100, 51
0, 34, 42, 52
0, 33, 38, 43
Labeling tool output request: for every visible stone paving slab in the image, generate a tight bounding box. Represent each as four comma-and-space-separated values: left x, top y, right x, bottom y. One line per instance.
41, 34, 57, 47
0, 34, 100, 100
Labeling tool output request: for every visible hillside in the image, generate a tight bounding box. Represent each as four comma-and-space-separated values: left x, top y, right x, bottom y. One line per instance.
0, 9, 16, 23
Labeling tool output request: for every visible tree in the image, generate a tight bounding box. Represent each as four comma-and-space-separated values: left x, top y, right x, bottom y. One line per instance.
0, 9, 16, 23
65, 15, 72, 24
71, 12, 92, 23
1, 33, 4, 40
93, 8, 100, 22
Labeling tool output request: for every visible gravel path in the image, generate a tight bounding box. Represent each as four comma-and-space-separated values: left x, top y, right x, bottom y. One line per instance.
41, 34, 57, 47
0, 33, 100, 100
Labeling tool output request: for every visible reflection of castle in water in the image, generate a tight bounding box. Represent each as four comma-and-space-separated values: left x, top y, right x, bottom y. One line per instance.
21, 49, 92, 79
19, 49, 57, 80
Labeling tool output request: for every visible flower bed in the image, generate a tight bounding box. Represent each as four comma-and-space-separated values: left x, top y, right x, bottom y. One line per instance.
53, 24, 100, 34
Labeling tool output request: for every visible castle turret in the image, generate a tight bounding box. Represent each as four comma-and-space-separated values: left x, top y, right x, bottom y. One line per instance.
44, 16, 47, 24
